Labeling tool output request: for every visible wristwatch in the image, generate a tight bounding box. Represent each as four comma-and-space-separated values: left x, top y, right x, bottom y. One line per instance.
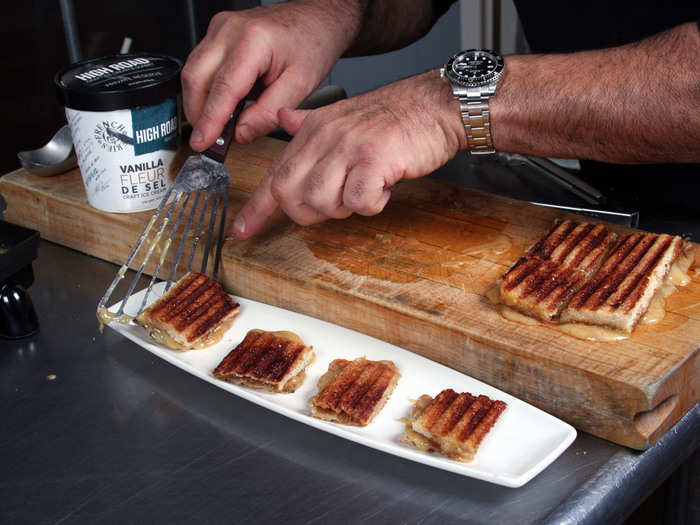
440, 49, 505, 154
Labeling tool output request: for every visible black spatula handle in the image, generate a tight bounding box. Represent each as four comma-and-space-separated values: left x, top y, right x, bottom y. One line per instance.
203, 99, 246, 164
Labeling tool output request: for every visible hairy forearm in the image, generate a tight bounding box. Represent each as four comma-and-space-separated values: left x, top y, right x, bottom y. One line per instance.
334, 0, 440, 56
491, 22, 700, 163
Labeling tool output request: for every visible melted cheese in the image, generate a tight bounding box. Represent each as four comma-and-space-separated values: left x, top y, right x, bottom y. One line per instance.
670, 250, 692, 286
403, 424, 438, 452
485, 285, 501, 306
142, 316, 234, 351
158, 238, 172, 266
97, 307, 133, 334
499, 305, 541, 326
554, 322, 629, 342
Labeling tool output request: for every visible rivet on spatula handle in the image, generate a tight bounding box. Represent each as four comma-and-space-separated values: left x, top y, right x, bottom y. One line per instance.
203, 99, 246, 164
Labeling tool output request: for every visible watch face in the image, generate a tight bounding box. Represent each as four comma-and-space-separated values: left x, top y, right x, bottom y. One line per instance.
447, 49, 504, 86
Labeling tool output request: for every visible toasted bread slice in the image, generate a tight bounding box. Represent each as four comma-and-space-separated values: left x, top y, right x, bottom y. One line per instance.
499, 258, 589, 321
499, 220, 617, 322
560, 233, 684, 332
309, 358, 400, 426
402, 389, 506, 462
136, 272, 240, 350
524, 219, 618, 275
213, 329, 315, 393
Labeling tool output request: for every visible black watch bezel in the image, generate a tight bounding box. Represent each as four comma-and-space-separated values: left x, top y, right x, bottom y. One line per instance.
445, 49, 504, 87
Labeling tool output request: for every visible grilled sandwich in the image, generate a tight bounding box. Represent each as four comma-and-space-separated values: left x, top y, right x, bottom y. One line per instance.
136, 272, 240, 350
213, 329, 315, 393
498, 219, 689, 334
499, 220, 617, 321
560, 232, 685, 332
402, 389, 507, 462
309, 358, 400, 426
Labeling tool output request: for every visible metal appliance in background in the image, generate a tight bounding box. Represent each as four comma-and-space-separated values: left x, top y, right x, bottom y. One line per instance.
0, 217, 40, 339
495, 152, 640, 227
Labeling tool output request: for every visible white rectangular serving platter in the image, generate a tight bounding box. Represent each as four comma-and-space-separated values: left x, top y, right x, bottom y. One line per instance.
105, 282, 576, 487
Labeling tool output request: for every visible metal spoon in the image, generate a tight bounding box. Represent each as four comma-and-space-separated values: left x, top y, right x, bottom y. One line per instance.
14, 0, 81, 177
16, 29, 135, 178
17, 125, 77, 177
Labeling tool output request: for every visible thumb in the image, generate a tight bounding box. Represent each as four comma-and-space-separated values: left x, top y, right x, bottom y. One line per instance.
278, 108, 310, 136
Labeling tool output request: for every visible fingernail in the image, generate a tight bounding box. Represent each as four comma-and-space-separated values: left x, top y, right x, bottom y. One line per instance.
238, 124, 253, 144
191, 129, 203, 144
234, 215, 246, 235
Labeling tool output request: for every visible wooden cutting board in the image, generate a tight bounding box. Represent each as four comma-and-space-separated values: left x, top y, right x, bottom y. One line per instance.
2, 137, 698, 449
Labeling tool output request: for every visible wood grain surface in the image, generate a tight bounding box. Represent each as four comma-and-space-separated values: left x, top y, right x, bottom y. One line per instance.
2, 137, 698, 449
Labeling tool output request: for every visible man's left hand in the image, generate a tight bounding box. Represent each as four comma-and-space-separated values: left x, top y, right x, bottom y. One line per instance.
233, 71, 467, 238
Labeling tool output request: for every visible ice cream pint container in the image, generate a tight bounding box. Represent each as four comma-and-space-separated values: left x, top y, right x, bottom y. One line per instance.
55, 53, 182, 213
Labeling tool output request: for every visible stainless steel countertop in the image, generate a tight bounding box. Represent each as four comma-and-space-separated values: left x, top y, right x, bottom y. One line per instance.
3, 150, 700, 524
2, 240, 698, 525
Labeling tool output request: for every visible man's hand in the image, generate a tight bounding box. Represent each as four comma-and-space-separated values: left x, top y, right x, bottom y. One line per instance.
233, 71, 467, 239
182, 1, 363, 151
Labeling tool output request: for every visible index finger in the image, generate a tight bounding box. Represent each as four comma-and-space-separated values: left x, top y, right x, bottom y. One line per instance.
190, 44, 272, 151
233, 174, 278, 239
181, 42, 226, 127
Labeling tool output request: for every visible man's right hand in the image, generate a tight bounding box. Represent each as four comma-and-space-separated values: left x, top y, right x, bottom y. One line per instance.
182, 1, 362, 151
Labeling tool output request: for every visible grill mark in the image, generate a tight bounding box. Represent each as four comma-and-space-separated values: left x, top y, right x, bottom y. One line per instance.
173, 286, 223, 331
542, 268, 587, 313
570, 233, 645, 309
153, 275, 212, 321
339, 363, 383, 414
316, 360, 367, 410
527, 220, 577, 259
589, 234, 656, 309
502, 258, 540, 292
214, 331, 308, 384
161, 279, 214, 321
523, 222, 561, 260
420, 389, 459, 430
612, 235, 673, 312
265, 341, 305, 381
578, 230, 618, 275
457, 396, 493, 442
149, 272, 200, 317
249, 339, 286, 379
521, 261, 558, 299
530, 265, 574, 303
433, 393, 477, 437
350, 364, 397, 423
234, 331, 276, 375
186, 301, 234, 342
213, 330, 261, 377
565, 225, 605, 271
164, 281, 217, 325
555, 223, 595, 264
466, 400, 507, 448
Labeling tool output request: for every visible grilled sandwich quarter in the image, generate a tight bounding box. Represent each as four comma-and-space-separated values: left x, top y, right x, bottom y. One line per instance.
402, 389, 507, 462
309, 357, 400, 426
213, 329, 315, 393
136, 272, 240, 350
560, 232, 685, 332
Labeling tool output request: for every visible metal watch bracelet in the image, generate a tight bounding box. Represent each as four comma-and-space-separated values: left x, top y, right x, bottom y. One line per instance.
459, 92, 494, 154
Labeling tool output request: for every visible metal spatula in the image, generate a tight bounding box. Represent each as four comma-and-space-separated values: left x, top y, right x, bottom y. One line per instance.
97, 101, 244, 324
